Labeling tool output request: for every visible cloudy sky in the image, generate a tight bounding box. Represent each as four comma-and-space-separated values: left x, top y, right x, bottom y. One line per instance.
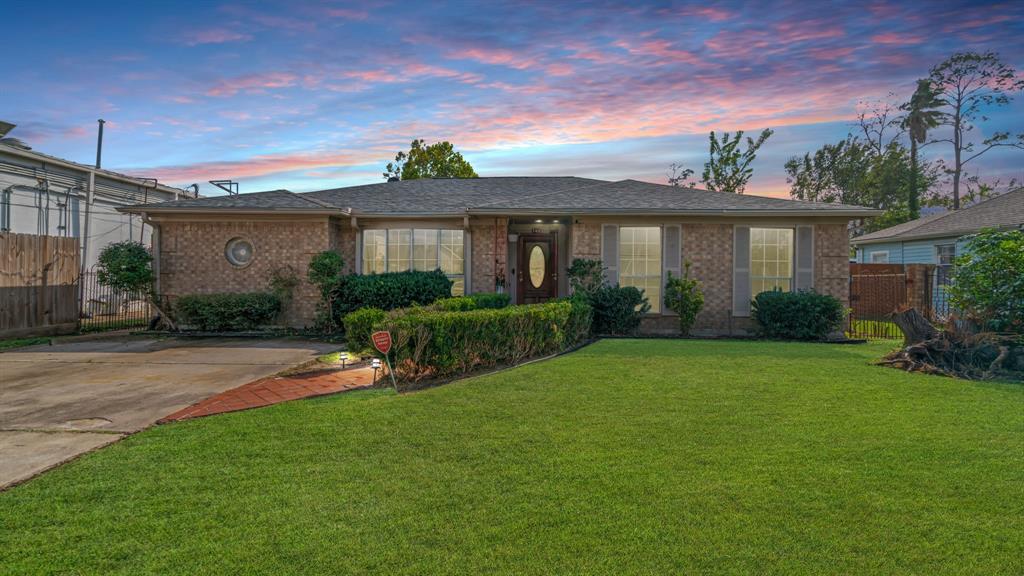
4, 0, 1024, 198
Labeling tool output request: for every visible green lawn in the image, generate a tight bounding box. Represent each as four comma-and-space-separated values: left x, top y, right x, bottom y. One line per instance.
2, 340, 1022, 575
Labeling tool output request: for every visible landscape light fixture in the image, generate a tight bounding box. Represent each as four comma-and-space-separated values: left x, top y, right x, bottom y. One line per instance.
371, 358, 382, 385
339, 351, 349, 369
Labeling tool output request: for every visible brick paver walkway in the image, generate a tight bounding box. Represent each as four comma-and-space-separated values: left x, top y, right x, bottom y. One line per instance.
161, 366, 378, 422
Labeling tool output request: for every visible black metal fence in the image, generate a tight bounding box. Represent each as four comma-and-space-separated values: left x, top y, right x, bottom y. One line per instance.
930, 265, 954, 322
79, 267, 153, 332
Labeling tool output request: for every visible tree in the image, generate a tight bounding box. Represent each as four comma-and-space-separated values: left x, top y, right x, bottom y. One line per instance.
383, 139, 477, 181
901, 79, 943, 219
96, 241, 176, 330
786, 138, 936, 234
668, 128, 773, 193
927, 51, 1024, 210
948, 228, 1024, 333
855, 94, 904, 155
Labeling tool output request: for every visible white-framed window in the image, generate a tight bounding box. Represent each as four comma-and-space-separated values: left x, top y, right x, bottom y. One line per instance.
362, 228, 464, 295
869, 250, 889, 263
362, 229, 386, 274
750, 227, 794, 298
936, 244, 956, 267
619, 226, 662, 313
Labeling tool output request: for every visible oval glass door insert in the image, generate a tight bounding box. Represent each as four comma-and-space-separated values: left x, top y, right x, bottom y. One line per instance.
528, 245, 546, 288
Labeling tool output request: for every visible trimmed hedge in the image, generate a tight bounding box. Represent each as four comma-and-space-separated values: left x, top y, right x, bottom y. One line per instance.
175, 292, 281, 331
343, 307, 387, 351
330, 270, 452, 318
369, 299, 591, 382
752, 290, 846, 340
468, 292, 510, 309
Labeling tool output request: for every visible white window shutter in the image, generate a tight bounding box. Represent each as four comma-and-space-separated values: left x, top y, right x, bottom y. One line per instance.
733, 226, 751, 317
601, 224, 619, 285
795, 225, 814, 291
662, 225, 682, 314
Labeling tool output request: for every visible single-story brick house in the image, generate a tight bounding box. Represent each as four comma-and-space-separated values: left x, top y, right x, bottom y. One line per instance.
123, 177, 877, 335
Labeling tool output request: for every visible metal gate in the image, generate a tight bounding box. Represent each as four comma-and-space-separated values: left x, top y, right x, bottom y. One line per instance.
849, 265, 907, 339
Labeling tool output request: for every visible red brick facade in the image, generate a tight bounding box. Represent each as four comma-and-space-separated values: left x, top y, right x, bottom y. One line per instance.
155, 215, 850, 334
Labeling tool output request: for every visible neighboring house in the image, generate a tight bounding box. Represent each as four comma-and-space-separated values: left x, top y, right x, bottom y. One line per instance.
853, 188, 1024, 271
0, 140, 189, 271
122, 177, 877, 335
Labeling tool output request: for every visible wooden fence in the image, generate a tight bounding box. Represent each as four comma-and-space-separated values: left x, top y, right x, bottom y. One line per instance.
848, 263, 937, 340
0, 232, 80, 338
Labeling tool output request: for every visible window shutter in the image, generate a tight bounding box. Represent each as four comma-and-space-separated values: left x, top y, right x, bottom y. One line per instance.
733, 226, 751, 317
464, 229, 473, 294
662, 225, 682, 314
601, 224, 619, 285
795, 225, 814, 291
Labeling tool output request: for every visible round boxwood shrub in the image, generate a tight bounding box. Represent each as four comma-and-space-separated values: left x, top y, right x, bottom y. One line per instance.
752, 289, 845, 340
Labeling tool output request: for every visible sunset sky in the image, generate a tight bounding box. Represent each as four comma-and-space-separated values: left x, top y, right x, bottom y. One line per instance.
4, 0, 1024, 198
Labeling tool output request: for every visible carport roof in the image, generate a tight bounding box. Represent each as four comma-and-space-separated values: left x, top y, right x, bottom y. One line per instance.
122, 176, 879, 216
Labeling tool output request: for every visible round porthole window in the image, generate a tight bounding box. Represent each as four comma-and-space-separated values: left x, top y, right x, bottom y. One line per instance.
225, 237, 255, 267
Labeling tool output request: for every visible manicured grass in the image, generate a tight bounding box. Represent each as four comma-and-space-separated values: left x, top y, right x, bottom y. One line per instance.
0, 337, 50, 351
2, 340, 1022, 574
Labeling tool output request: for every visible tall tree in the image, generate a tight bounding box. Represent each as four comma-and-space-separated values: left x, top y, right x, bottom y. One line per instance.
901, 79, 943, 219
383, 139, 478, 181
855, 95, 904, 155
669, 129, 773, 193
786, 138, 936, 234
927, 51, 1024, 209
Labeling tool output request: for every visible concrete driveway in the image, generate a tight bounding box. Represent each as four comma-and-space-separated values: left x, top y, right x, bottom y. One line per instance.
0, 336, 337, 489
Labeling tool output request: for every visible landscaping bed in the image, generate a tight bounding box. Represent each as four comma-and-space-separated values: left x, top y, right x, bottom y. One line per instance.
2, 339, 1022, 574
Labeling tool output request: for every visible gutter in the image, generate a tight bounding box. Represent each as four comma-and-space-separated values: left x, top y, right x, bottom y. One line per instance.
465, 208, 884, 217
117, 206, 345, 216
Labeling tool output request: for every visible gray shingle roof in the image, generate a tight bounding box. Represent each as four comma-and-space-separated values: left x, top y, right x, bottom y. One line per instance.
469, 179, 871, 214
854, 188, 1024, 244
124, 176, 879, 216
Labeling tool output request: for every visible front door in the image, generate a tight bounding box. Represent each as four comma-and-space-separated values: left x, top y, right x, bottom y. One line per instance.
517, 232, 557, 304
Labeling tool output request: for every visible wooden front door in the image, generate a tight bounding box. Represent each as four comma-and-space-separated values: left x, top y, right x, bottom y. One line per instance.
517, 232, 558, 304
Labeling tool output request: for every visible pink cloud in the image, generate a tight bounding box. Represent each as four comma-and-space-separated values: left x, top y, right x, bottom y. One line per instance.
613, 39, 702, 65
183, 29, 252, 46
324, 7, 368, 20
139, 149, 383, 182
870, 32, 924, 45
206, 72, 298, 97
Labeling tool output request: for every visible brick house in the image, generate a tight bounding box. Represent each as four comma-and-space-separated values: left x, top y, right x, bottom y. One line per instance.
123, 177, 877, 335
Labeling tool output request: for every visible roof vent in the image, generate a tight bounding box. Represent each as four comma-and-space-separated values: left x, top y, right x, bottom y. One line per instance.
0, 137, 31, 150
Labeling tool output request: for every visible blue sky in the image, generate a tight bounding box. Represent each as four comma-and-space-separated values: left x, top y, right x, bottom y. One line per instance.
3, 0, 1024, 198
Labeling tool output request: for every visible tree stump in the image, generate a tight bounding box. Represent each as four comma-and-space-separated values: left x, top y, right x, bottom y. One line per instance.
892, 307, 937, 345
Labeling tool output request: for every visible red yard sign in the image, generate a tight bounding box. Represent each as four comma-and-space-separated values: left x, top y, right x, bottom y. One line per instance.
371, 331, 392, 355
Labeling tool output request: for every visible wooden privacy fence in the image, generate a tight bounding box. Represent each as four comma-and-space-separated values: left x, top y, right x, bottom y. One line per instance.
0, 232, 80, 338
848, 263, 936, 340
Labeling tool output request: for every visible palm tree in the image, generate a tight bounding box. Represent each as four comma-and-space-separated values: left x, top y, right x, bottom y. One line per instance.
902, 79, 943, 218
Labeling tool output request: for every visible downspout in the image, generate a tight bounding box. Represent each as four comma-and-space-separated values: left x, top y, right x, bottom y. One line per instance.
143, 213, 160, 296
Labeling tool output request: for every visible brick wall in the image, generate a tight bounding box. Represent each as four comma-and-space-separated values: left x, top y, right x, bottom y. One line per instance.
814, 223, 850, 309
571, 222, 601, 259
329, 218, 358, 275
682, 223, 735, 331
470, 218, 508, 293
158, 219, 330, 327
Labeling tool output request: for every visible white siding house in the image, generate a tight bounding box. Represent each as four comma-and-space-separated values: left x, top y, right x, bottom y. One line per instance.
0, 141, 190, 271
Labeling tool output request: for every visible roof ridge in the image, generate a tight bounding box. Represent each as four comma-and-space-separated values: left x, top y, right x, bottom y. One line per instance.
468, 178, 620, 208
287, 190, 337, 210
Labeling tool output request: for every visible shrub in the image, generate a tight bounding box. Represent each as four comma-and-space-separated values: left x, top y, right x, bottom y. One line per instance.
175, 292, 281, 331
664, 262, 704, 335
308, 251, 346, 331
948, 229, 1024, 333
378, 299, 592, 382
752, 289, 845, 340
590, 285, 650, 335
567, 258, 605, 298
433, 296, 477, 312
331, 270, 452, 317
96, 241, 153, 294
343, 307, 387, 351
469, 292, 510, 309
